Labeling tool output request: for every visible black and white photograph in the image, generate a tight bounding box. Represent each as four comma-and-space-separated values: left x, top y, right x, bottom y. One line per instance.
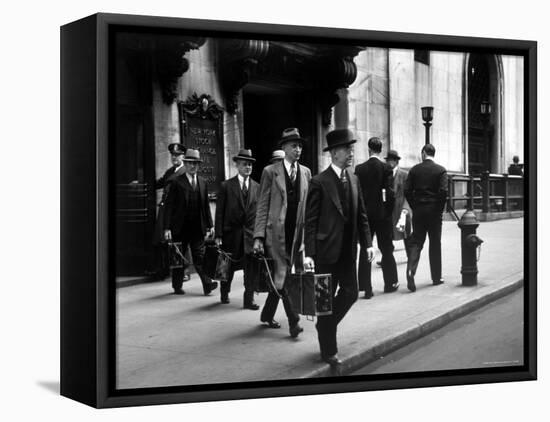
111, 25, 528, 390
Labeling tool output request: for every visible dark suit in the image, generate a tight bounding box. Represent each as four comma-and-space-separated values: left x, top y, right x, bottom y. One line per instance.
404, 158, 448, 282
305, 166, 372, 358
215, 176, 259, 304
355, 157, 398, 293
163, 173, 213, 292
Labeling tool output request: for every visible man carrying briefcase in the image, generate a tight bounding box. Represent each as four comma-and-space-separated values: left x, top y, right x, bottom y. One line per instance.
304, 129, 373, 367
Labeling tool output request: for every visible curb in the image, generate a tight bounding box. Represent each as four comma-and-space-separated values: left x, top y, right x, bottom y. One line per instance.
300, 276, 524, 378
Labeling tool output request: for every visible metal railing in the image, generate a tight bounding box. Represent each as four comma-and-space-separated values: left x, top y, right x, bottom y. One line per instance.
447, 171, 524, 214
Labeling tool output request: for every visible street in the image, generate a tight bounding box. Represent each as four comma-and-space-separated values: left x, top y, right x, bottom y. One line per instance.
353, 288, 524, 375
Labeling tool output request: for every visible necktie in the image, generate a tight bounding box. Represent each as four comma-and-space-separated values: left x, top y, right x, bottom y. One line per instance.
290, 163, 296, 183
191, 176, 197, 190
242, 178, 248, 197
340, 169, 348, 185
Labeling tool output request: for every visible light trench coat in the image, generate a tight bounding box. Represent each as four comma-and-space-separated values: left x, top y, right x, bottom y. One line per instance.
254, 161, 311, 289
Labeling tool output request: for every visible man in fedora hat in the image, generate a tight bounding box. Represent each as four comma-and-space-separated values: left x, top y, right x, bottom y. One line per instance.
164, 148, 218, 296
385, 149, 412, 260
152, 142, 190, 281
304, 128, 373, 367
253, 127, 311, 338
355, 137, 399, 299
215, 149, 260, 309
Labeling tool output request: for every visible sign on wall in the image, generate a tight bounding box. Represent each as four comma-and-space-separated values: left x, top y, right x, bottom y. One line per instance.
177, 93, 225, 198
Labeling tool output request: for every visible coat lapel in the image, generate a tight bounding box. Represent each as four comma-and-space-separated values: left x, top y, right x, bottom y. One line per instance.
231, 176, 245, 210
298, 164, 308, 202
274, 161, 287, 198
325, 167, 344, 217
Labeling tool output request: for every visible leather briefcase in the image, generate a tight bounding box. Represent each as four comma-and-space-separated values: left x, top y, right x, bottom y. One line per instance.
203, 242, 231, 281
288, 272, 332, 316
167, 242, 187, 269
248, 254, 275, 293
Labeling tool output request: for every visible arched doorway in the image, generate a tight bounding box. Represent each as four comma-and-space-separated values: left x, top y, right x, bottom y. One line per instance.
466, 53, 502, 175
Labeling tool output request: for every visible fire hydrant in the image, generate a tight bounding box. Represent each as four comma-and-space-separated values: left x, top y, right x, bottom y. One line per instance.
457, 210, 484, 286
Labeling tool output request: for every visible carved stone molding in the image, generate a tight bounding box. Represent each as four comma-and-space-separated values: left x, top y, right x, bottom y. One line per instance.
155, 37, 207, 104
218, 39, 362, 123
219, 39, 270, 113
178, 93, 224, 121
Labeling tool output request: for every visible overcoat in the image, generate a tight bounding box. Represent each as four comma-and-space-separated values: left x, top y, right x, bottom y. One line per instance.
253, 161, 311, 289
392, 167, 412, 241
215, 175, 259, 259
304, 167, 372, 264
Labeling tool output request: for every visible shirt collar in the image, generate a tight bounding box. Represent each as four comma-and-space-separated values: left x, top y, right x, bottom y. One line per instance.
237, 174, 248, 187
283, 158, 297, 175
331, 163, 346, 177
393, 165, 399, 177
424, 157, 434, 161
370, 155, 384, 162
186, 173, 196, 183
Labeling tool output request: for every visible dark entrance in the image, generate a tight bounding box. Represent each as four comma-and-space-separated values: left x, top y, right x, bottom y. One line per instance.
243, 84, 317, 181
467, 53, 498, 175
114, 41, 156, 276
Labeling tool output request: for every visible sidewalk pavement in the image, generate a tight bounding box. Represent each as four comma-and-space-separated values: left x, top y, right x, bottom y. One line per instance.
116, 217, 524, 389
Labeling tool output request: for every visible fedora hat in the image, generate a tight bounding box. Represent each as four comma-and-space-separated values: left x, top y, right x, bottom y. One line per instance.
323, 128, 357, 152
232, 149, 256, 162
270, 149, 285, 163
278, 127, 306, 148
385, 149, 401, 160
182, 148, 203, 162
168, 143, 186, 155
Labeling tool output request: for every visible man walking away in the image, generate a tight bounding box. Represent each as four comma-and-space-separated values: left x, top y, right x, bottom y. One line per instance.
355, 137, 399, 298
404, 143, 448, 292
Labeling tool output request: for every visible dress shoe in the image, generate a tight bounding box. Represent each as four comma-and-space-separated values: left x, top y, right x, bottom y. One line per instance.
433, 279, 445, 286
407, 271, 416, 292
260, 318, 281, 329
243, 302, 260, 310
183, 274, 190, 282
363, 291, 374, 299
173, 289, 186, 295
383, 283, 399, 293
203, 281, 218, 296
289, 322, 304, 338
322, 354, 342, 366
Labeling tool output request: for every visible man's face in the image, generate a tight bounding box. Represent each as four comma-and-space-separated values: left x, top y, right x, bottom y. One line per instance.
184, 160, 199, 175
171, 153, 184, 167
332, 145, 354, 168
235, 159, 253, 178
387, 158, 398, 170
282, 141, 303, 163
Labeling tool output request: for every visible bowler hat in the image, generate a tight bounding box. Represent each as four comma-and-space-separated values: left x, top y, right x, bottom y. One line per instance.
323, 129, 357, 152
278, 127, 306, 148
232, 149, 256, 162
385, 149, 401, 160
270, 149, 285, 163
168, 143, 186, 155
182, 148, 203, 162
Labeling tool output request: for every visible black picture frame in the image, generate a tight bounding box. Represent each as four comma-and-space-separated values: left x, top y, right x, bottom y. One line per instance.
60, 12, 537, 408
